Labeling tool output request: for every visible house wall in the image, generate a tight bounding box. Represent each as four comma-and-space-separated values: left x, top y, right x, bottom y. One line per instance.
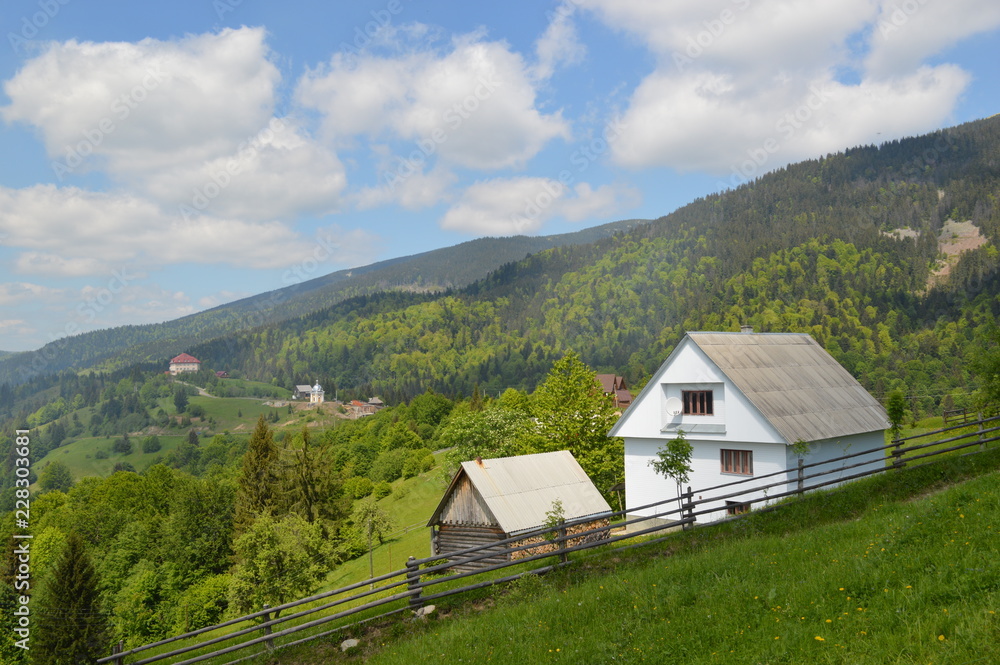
626, 436, 789, 524
787, 430, 887, 491
625, 430, 887, 525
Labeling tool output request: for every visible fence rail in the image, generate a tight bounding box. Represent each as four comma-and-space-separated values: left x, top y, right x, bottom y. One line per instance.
101, 414, 1000, 665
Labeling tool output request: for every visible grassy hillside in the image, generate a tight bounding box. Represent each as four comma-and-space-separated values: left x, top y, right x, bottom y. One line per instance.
275, 448, 1000, 665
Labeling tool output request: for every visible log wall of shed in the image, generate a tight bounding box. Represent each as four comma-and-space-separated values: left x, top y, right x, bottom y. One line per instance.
437, 475, 496, 526
434, 525, 509, 571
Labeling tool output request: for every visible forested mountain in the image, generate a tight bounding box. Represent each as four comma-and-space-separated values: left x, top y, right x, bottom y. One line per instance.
3, 116, 999, 420
0, 219, 649, 387
159, 116, 1000, 412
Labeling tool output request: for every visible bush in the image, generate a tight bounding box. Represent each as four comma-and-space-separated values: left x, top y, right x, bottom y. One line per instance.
343, 476, 374, 499
402, 448, 435, 478
112, 461, 136, 473
370, 448, 409, 483
142, 435, 162, 454
95, 449, 109, 460
188, 404, 206, 419
372, 481, 392, 500
112, 435, 133, 455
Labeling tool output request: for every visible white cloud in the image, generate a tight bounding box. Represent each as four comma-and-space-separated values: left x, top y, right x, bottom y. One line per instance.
580, 0, 978, 175
0, 185, 377, 276
532, 1, 586, 80
440, 177, 639, 235
0, 282, 67, 305
355, 164, 457, 211
141, 117, 347, 222
866, 0, 1000, 77
613, 66, 969, 174
2, 28, 281, 177
296, 32, 570, 170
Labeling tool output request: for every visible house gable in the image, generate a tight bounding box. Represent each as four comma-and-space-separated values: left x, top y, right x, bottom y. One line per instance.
433, 473, 500, 527
611, 332, 888, 445
610, 336, 785, 445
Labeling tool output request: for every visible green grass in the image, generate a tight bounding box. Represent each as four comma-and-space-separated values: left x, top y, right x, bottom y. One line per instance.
34, 435, 189, 479
266, 447, 1000, 665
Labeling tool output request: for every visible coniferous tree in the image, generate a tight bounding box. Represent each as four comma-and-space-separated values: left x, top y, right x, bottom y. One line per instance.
233, 414, 280, 535
31, 532, 109, 665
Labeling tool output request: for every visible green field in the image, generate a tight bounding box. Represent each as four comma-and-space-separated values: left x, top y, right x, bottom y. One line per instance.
266, 446, 1000, 665
35, 434, 189, 479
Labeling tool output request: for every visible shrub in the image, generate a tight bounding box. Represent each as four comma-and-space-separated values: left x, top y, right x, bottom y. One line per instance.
343, 476, 374, 499
112, 435, 133, 455
372, 481, 392, 500
142, 435, 161, 454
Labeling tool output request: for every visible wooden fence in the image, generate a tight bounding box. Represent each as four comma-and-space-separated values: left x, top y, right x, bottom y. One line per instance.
99, 414, 1000, 665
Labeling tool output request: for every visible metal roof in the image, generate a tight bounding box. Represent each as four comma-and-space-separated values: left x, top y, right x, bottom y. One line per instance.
687, 332, 889, 443
427, 450, 612, 535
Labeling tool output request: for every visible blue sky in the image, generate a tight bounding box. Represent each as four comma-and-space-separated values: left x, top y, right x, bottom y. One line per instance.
0, 0, 998, 352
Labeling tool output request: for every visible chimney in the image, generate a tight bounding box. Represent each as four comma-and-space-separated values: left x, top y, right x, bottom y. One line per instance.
475, 456, 483, 466
740, 325, 754, 333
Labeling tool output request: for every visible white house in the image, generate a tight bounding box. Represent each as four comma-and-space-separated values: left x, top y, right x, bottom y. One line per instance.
309, 382, 325, 404
609, 331, 889, 524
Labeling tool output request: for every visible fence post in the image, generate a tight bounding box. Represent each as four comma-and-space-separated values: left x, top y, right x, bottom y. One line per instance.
113, 640, 124, 665
261, 604, 275, 651
682, 486, 694, 530
796, 458, 804, 494
891, 437, 905, 471
406, 556, 424, 611
979, 413, 987, 452
557, 518, 568, 564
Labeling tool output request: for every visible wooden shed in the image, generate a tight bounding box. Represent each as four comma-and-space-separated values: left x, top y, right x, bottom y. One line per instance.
427, 451, 613, 571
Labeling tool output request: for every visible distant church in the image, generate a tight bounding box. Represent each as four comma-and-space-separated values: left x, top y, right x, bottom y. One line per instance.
309, 381, 324, 404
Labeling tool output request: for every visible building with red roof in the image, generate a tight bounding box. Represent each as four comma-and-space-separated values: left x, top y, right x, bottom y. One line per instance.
169, 353, 202, 375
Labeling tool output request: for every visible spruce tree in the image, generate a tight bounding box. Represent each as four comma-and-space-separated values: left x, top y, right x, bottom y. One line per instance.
31, 533, 109, 664
234, 414, 280, 535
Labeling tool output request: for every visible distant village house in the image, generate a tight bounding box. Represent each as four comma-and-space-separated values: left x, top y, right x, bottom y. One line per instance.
168, 353, 201, 375
597, 373, 633, 410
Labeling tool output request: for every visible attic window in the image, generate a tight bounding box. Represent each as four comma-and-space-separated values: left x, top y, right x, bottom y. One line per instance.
683, 390, 713, 415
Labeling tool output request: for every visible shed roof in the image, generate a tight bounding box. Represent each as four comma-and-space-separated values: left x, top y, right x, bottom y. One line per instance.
427, 450, 612, 535
686, 332, 888, 443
